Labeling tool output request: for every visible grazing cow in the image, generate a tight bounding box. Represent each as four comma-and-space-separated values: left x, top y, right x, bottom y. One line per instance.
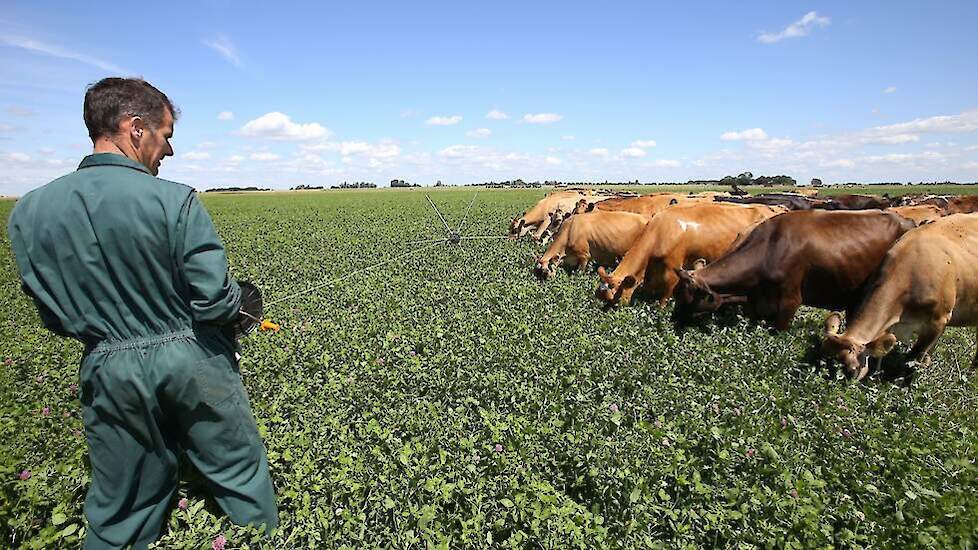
822, 214, 978, 380
887, 204, 945, 225
814, 194, 893, 211
714, 193, 823, 211
946, 195, 978, 214
590, 193, 715, 219
535, 211, 649, 279
596, 203, 783, 306
509, 191, 612, 239
672, 211, 916, 330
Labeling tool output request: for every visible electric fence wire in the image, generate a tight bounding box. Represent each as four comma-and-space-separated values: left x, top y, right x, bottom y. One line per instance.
263, 193, 507, 309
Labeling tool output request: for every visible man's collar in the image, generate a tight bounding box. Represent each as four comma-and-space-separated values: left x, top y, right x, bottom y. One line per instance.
78, 153, 152, 175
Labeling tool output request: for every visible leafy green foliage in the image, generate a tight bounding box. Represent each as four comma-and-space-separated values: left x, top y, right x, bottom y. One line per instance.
2, 189, 977, 548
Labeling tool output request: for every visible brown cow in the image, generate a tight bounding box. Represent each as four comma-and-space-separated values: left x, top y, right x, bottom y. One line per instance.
672, 210, 916, 330
596, 202, 783, 306
886, 204, 945, 225
822, 213, 978, 380
535, 211, 649, 279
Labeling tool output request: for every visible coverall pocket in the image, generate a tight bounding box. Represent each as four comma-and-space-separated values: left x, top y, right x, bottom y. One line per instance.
193, 354, 242, 409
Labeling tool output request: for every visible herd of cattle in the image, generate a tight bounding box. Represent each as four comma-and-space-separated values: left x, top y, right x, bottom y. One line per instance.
508, 189, 978, 380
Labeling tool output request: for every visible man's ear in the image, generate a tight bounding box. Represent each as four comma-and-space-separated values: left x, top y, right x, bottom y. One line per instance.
130, 116, 146, 144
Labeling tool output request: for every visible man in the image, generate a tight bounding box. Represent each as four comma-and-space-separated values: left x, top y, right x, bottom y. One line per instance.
7, 78, 278, 549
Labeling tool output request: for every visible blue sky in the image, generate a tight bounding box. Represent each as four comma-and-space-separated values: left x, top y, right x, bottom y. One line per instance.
1, 1, 977, 193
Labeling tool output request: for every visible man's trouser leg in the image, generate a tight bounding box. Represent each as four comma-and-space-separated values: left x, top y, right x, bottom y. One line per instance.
80, 334, 278, 549
171, 345, 278, 532
80, 347, 180, 550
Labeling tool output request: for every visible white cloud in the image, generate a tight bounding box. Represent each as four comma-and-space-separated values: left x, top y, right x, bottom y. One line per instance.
300, 140, 401, 159
631, 139, 657, 148
561, 135, 576, 141
654, 159, 681, 168
467, 128, 492, 138
486, 109, 509, 120
250, 152, 280, 161
182, 151, 211, 160
758, 11, 831, 44
2, 152, 30, 162
822, 159, 855, 169
0, 123, 14, 133
545, 156, 562, 165
522, 113, 563, 124
963, 161, 978, 170
6, 106, 34, 117
0, 33, 126, 73
226, 155, 245, 163
217, 111, 234, 121
721, 128, 769, 141
867, 110, 978, 136
620, 147, 647, 158
861, 134, 919, 145
884, 86, 897, 94
965, 145, 978, 151
589, 148, 610, 157
204, 35, 243, 67
426, 115, 463, 126
439, 145, 481, 158
239, 112, 330, 141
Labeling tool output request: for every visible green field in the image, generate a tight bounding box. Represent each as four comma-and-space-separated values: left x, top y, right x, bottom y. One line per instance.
2, 188, 977, 548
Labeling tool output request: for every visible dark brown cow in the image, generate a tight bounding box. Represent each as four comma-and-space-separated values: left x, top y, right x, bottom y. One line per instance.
672, 210, 916, 330
814, 194, 894, 211
714, 193, 824, 211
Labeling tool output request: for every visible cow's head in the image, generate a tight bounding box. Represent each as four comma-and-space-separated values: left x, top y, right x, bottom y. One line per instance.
596, 266, 639, 305
572, 199, 589, 215
534, 255, 559, 280
819, 312, 894, 381
671, 262, 722, 323
508, 215, 526, 237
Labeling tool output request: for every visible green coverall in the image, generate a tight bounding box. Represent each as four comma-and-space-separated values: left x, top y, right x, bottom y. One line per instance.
7, 153, 278, 549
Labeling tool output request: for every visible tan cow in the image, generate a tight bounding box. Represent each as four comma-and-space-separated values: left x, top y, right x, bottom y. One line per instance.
886, 204, 945, 226
535, 211, 649, 279
590, 193, 716, 219
596, 202, 784, 306
509, 191, 612, 239
822, 214, 978, 380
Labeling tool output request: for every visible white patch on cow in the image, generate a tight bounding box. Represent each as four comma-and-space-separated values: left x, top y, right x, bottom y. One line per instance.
677, 219, 701, 232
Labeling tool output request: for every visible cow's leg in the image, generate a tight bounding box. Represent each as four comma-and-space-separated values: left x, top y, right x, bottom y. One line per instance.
774, 289, 803, 331
531, 218, 552, 241
566, 243, 589, 273
905, 319, 947, 368
657, 268, 680, 307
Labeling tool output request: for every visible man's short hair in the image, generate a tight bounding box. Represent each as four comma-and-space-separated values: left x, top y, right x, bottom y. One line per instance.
83, 78, 179, 140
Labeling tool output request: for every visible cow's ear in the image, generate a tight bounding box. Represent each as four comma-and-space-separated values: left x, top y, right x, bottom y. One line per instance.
621, 275, 637, 289
597, 266, 610, 281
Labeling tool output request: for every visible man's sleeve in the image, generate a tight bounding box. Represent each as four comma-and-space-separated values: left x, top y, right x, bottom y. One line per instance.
7, 208, 72, 337
175, 192, 242, 324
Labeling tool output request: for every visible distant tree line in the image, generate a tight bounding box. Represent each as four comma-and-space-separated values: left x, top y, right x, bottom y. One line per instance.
390, 179, 420, 188
332, 181, 377, 189
204, 186, 270, 193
